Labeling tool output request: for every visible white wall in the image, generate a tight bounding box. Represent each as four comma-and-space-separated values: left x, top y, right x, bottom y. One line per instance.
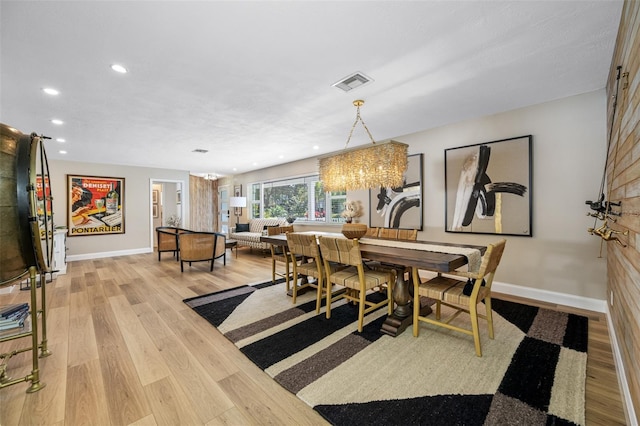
232, 90, 608, 300
49, 159, 190, 258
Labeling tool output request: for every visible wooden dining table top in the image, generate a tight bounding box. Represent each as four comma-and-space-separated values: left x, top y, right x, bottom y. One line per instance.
260, 232, 486, 273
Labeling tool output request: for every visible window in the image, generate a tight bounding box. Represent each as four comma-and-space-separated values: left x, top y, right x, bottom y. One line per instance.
251, 175, 347, 224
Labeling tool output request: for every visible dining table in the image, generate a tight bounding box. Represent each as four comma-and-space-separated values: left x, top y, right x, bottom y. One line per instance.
260, 231, 486, 337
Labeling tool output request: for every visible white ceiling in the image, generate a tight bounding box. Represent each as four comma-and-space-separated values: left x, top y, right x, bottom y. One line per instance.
1, 1, 623, 177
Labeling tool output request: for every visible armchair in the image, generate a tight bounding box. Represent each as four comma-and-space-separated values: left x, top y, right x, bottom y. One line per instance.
178, 231, 227, 272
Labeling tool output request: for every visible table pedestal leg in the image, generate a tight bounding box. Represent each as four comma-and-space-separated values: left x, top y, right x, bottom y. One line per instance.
286, 275, 313, 297
381, 266, 432, 337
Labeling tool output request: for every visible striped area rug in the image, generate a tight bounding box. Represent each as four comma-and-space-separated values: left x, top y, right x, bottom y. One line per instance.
184, 279, 588, 425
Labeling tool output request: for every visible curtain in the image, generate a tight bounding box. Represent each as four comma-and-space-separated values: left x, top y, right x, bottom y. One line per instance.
189, 176, 218, 232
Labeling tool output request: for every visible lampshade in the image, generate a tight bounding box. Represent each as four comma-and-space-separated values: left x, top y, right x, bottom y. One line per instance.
229, 197, 247, 208
318, 100, 409, 192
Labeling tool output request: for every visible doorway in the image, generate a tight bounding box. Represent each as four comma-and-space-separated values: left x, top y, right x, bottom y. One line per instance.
150, 179, 185, 249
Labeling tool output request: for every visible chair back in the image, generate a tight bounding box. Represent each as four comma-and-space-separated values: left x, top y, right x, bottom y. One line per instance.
475, 239, 507, 280
156, 226, 186, 251
287, 233, 320, 258
364, 227, 379, 238
268, 225, 294, 236
378, 227, 418, 241
318, 236, 363, 267
179, 232, 215, 261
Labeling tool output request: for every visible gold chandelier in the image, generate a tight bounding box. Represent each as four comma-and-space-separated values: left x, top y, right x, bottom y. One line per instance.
319, 100, 408, 192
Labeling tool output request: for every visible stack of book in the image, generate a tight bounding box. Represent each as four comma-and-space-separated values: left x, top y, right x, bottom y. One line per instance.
0, 303, 30, 332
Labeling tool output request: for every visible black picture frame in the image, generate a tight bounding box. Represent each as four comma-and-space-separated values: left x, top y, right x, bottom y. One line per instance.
369, 153, 423, 230
445, 135, 532, 236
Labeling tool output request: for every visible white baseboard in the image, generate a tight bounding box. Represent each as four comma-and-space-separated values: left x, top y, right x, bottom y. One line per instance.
67, 247, 153, 262
606, 304, 638, 426
492, 281, 607, 313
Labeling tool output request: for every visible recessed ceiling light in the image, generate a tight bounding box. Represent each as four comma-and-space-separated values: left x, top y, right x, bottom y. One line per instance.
313, 145, 319, 150
51, 119, 64, 125
233, 168, 237, 171
42, 87, 59, 95
278, 155, 284, 159
59, 150, 67, 154
56, 138, 66, 143
111, 64, 128, 74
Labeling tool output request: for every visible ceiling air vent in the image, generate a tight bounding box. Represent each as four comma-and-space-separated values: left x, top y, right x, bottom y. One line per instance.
332, 72, 373, 92
192, 149, 209, 154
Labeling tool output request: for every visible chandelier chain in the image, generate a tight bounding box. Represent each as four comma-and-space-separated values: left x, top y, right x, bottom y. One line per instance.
344, 102, 376, 149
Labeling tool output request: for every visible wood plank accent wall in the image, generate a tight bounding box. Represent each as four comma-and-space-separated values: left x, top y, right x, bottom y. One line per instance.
189, 175, 218, 232
606, 0, 640, 419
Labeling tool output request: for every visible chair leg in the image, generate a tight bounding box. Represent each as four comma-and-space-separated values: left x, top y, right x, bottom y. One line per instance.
485, 297, 494, 339
326, 283, 333, 319
210, 259, 214, 271
285, 261, 290, 292
315, 278, 323, 313
180, 261, 184, 273
357, 288, 365, 332
271, 258, 276, 284
470, 303, 482, 357
292, 273, 298, 305
413, 289, 420, 337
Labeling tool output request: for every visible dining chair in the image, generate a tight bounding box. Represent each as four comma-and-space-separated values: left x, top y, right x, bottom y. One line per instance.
367, 228, 419, 286
318, 236, 396, 332
412, 239, 507, 356
286, 233, 343, 312
364, 227, 380, 238
268, 225, 296, 291
377, 227, 418, 241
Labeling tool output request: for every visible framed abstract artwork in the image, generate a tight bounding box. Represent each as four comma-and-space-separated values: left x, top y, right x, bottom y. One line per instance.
369, 153, 423, 230
445, 135, 532, 236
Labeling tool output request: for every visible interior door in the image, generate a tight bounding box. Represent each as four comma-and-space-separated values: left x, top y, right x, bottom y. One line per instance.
219, 186, 230, 234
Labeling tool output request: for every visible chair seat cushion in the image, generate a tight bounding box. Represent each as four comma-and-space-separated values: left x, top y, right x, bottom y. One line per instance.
330, 267, 392, 290
418, 276, 489, 306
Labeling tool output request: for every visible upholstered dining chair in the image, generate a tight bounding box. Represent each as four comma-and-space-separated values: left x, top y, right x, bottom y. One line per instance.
318, 236, 396, 332
412, 239, 507, 357
286, 233, 342, 312
178, 231, 227, 272
268, 225, 296, 291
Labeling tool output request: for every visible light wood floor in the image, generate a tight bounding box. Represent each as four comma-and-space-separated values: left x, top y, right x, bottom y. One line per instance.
0, 248, 628, 425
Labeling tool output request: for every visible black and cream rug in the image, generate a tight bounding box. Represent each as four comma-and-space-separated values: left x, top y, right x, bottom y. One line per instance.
184, 279, 588, 425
